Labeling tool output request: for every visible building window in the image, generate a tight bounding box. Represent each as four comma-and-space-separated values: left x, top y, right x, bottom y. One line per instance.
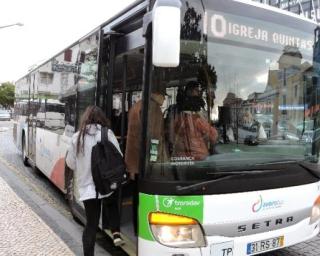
289, 3, 300, 13
61, 73, 69, 89
295, 84, 298, 97
283, 95, 287, 105
270, 0, 280, 7
40, 72, 53, 85
64, 49, 72, 62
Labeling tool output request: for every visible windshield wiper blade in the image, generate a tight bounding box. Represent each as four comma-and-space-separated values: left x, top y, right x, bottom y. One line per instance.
298, 162, 320, 179
176, 169, 279, 195
176, 175, 235, 195
254, 160, 299, 166
210, 160, 300, 172
207, 169, 279, 175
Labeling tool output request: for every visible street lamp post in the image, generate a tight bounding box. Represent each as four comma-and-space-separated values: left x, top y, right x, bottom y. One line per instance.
0, 23, 23, 29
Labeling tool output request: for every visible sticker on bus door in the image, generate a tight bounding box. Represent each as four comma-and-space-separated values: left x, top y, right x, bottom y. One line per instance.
210, 241, 234, 256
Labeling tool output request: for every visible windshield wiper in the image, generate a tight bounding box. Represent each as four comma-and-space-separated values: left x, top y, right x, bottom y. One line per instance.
176, 160, 320, 195
207, 160, 299, 173
176, 169, 279, 195
250, 160, 320, 179
254, 160, 299, 166
298, 162, 320, 179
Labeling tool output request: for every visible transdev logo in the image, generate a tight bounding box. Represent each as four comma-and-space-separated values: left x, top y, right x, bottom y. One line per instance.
163, 197, 175, 208
252, 195, 284, 213
162, 197, 200, 208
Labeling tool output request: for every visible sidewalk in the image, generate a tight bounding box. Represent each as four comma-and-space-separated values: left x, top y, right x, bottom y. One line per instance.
0, 176, 74, 256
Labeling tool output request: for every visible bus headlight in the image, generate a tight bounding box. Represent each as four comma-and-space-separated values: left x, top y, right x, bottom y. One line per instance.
149, 212, 206, 248
310, 196, 320, 224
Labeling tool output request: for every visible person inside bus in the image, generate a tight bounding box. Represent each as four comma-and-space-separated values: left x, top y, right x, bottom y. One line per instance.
125, 81, 167, 234
168, 81, 218, 160
65, 106, 124, 256
125, 83, 167, 178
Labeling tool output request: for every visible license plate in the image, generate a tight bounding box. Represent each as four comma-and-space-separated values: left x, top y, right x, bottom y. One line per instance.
211, 241, 234, 256
247, 236, 284, 255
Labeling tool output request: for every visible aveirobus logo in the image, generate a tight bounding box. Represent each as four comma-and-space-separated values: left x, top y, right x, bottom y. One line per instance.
252, 195, 263, 213
252, 195, 284, 213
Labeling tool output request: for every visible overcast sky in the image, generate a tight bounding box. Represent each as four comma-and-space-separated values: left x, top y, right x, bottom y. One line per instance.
0, 0, 136, 83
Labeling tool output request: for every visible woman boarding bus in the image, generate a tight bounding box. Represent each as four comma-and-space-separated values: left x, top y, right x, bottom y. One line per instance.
13, 0, 320, 255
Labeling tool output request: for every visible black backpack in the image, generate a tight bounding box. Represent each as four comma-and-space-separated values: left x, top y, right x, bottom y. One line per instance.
91, 127, 127, 196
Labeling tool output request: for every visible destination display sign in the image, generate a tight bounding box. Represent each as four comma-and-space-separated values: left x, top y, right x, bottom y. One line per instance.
205, 10, 314, 56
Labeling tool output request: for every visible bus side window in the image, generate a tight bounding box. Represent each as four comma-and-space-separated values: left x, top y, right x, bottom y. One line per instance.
111, 51, 143, 155
62, 95, 76, 137
76, 32, 99, 130
112, 93, 127, 140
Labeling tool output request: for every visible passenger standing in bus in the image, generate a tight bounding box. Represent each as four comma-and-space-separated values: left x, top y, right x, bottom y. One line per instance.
170, 81, 218, 160
125, 85, 167, 175
66, 106, 124, 256
125, 83, 167, 233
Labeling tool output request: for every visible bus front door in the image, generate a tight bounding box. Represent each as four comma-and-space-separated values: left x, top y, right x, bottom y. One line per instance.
101, 26, 145, 255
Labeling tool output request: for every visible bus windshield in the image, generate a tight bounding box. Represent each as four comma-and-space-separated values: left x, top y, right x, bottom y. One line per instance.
144, 0, 320, 181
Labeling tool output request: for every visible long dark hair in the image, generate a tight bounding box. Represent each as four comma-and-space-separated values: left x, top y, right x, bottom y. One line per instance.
76, 105, 110, 155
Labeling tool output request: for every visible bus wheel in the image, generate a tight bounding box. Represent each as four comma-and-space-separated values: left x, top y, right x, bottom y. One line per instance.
65, 165, 83, 225
22, 134, 29, 166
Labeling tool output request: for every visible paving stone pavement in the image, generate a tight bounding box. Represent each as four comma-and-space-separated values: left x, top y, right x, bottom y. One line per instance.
0, 176, 75, 256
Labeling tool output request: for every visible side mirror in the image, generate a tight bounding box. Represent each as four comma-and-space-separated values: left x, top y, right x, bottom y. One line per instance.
152, 0, 181, 67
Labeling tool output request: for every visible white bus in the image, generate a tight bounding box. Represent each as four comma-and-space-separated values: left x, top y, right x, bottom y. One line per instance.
14, 0, 320, 255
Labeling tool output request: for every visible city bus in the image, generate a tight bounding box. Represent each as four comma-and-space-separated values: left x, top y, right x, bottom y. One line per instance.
13, 0, 320, 255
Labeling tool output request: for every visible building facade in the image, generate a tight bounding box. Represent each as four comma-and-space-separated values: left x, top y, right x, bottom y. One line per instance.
253, 0, 320, 22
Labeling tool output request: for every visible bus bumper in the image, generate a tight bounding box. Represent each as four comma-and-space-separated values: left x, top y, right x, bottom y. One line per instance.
138, 219, 319, 256
203, 219, 319, 256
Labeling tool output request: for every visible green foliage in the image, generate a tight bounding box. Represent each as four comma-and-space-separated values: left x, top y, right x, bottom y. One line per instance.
0, 82, 15, 108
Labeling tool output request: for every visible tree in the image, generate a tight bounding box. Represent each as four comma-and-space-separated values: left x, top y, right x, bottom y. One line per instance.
180, 1, 218, 110
0, 82, 15, 108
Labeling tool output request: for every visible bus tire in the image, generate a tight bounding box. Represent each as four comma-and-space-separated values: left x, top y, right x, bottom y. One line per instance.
22, 133, 29, 166
65, 165, 83, 225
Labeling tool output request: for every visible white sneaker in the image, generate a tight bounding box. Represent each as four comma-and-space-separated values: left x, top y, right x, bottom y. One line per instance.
112, 232, 125, 247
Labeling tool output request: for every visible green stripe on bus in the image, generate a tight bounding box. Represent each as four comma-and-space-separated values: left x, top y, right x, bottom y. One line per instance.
138, 193, 204, 241
138, 193, 156, 241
